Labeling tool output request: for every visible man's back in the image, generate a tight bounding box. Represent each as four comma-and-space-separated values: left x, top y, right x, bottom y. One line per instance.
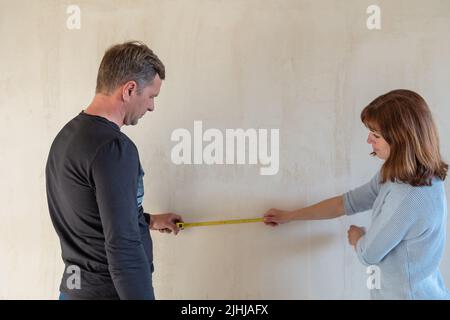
46, 111, 154, 300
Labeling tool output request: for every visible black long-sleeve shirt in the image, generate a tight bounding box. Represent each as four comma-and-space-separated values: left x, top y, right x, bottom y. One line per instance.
46, 111, 154, 300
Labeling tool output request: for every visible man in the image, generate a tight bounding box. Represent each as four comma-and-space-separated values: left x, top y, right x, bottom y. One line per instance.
46, 41, 181, 300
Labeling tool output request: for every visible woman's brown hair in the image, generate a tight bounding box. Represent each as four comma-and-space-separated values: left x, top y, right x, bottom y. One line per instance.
361, 89, 448, 186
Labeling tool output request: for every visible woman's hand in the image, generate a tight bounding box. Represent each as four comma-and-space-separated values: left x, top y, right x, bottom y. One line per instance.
347, 225, 366, 248
263, 208, 294, 227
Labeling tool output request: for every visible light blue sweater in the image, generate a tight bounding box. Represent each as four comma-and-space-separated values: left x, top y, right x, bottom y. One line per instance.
343, 171, 450, 299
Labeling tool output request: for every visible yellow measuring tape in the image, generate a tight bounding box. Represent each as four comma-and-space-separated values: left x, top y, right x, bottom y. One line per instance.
176, 218, 263, 230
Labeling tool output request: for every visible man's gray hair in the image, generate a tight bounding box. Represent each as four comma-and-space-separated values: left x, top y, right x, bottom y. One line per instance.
95, 41, 165, 95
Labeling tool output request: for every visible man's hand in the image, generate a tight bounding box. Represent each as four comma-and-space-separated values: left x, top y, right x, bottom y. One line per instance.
347, 225, 366, 249
263, 208, 294, 227
149, 213, 183, 235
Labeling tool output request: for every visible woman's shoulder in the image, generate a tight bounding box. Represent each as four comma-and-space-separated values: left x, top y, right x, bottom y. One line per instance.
382, 177, 441, 201
386, 176, 445, 191
387, 177, 446, 210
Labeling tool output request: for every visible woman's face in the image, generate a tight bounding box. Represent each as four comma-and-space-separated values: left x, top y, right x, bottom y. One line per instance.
367, 129, 390, 160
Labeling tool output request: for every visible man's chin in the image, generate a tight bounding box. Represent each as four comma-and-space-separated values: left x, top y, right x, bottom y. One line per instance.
124, 118, 139, 126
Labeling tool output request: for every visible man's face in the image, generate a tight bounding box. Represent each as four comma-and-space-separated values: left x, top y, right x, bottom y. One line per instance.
124, 74, 162, 126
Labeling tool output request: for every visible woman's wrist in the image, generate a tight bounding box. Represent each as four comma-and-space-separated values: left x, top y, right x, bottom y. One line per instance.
287, 209, 300, 221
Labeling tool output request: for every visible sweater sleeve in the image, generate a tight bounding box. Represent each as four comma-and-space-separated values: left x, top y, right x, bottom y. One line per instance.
91, 138, 153, 299
343, 171, 381, 215
355, 188, 423, 266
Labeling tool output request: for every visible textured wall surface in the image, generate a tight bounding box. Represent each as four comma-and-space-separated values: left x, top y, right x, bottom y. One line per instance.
1, 0, 449, 299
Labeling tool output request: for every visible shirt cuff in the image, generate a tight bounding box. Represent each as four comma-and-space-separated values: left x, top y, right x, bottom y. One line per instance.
144, 213, 151, 226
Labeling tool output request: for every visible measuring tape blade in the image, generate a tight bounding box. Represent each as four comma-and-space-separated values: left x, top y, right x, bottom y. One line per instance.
176, 218, 263, 229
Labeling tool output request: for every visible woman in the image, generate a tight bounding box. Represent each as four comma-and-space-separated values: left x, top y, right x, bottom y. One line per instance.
264, 89, 449, 299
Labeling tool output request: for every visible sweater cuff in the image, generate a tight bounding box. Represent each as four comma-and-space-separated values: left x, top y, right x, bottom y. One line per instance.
355, 236, 371, 266
343, 192, 356, 216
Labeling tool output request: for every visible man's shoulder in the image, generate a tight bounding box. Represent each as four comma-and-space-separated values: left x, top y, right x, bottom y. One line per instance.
50, 113, 137, 164
59, 113, 133, 146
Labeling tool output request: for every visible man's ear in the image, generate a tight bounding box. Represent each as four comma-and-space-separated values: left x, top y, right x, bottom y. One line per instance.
122, 81, 137, 102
